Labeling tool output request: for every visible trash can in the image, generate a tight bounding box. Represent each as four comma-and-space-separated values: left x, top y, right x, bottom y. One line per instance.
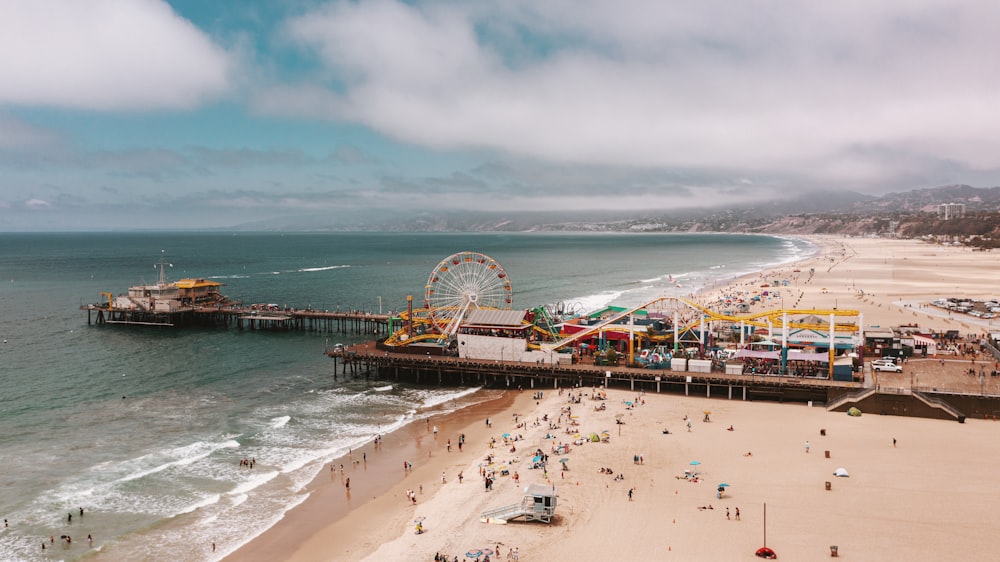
825, 481, 832, 491
820, 428, 826, 436
830, 545, 839, 556
825, 450, 830, 458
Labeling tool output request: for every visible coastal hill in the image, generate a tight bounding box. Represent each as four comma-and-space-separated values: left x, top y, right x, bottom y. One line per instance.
240, 184, 1000, 246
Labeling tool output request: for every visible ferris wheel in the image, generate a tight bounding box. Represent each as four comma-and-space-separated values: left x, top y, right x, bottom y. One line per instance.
424, 251, 513, 336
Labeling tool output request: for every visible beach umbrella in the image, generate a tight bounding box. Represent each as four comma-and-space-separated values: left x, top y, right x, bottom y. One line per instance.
532, 455, 542, 463
703, 410, 712, 414
559, 457, 569, 464
413, 516, 426, 523
690, 460, 701, 466
502, 432, 511, 438
466, 549, 483, 558
718, 483, 730, 487
482, 548, 495, 556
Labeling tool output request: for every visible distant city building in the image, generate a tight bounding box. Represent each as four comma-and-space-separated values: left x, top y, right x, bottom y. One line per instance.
938, 203, 965, 220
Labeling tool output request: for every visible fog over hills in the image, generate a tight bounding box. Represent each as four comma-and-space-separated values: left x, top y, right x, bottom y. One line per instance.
232, 185, 1000, 242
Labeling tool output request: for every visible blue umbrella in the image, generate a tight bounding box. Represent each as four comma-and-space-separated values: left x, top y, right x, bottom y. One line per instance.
532, 455, 542, 463
466, 550, 483, 558
718, 483, 730, 487
690, 460, 701, 466
502, 433, 511, 438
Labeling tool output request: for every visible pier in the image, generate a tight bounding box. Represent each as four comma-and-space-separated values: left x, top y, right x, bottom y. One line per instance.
328, 342, 1000, 420
328, 341, 860, 404
82, 304, 391, 335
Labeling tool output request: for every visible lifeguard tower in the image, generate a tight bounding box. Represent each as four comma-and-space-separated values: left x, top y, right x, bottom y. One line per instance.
481, 484, 558, 524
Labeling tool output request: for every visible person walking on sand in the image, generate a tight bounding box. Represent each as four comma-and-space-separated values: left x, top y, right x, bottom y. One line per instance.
628, 487, 634, 501
345, 477, 350, 490
893, 437, 897, 447
735, 507, 740, 520
726, 507, 730, 519
804, 440, 810, 453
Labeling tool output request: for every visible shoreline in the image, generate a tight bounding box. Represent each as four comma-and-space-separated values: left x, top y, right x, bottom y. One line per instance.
229, 234, 1000, 561
225, 389, 536, 561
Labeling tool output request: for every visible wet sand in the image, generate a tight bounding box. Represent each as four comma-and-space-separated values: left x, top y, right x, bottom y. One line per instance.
225, 389, 538, 561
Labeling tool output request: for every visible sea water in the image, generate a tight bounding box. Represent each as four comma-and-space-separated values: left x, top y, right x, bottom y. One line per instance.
0, 232, 812, 561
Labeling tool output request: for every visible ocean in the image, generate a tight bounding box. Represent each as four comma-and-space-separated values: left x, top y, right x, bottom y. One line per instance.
0, 232, 813, 561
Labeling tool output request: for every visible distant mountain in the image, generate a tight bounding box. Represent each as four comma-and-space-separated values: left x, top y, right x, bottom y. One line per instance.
231, 185, 1000, 243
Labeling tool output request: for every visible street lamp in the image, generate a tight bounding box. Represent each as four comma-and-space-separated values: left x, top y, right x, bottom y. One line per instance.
377, 295, 382, 315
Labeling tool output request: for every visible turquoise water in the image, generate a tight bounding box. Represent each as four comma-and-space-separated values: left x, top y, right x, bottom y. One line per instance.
0, 232, 812, 561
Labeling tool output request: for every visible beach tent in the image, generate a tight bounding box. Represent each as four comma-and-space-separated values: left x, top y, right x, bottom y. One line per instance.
833, 467, 850, 477
847, 407, 862, 417
589, 433, 601, 442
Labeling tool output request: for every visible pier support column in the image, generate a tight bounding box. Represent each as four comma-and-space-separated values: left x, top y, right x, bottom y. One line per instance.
530, 378, 534, 389
630, 377, 634, 392
707, 384, 711, 398
685, 382, 689, 396
743, 386, 747, 400
728, 385, 732, 399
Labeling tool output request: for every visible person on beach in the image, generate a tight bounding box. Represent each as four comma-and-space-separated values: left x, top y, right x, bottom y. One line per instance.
805, 440, 810, 453
736, 507, 741, 520
345, 477, 350, 489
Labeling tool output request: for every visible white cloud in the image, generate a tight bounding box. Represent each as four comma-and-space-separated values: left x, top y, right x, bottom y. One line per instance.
266, 0, 1000, 190
24, 198, 51, 209
0, 0, 232, 110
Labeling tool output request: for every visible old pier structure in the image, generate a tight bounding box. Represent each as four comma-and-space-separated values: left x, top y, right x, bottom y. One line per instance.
82, 305, 391, 336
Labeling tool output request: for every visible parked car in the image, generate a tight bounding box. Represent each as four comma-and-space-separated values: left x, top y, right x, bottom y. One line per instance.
871, 359, 902, 372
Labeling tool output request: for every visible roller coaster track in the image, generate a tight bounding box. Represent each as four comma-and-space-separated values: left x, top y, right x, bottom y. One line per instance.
385, 296, 863, 350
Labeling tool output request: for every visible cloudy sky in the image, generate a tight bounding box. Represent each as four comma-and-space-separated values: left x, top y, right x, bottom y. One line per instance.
2, 0, 999, 230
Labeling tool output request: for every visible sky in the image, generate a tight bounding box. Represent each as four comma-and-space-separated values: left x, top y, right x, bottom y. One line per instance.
2, 0, 1000, 230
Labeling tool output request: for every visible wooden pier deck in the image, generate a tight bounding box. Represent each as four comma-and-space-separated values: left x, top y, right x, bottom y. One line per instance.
82, 304, 391, 335
329, 342, 1000, 419
327, 341, 865, 405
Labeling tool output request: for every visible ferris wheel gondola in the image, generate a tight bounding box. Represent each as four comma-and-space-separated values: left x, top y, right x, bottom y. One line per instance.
424, 251, 513, 336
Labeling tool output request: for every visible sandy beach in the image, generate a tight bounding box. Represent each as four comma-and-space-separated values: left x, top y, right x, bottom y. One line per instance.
228, 235, 1000, 562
